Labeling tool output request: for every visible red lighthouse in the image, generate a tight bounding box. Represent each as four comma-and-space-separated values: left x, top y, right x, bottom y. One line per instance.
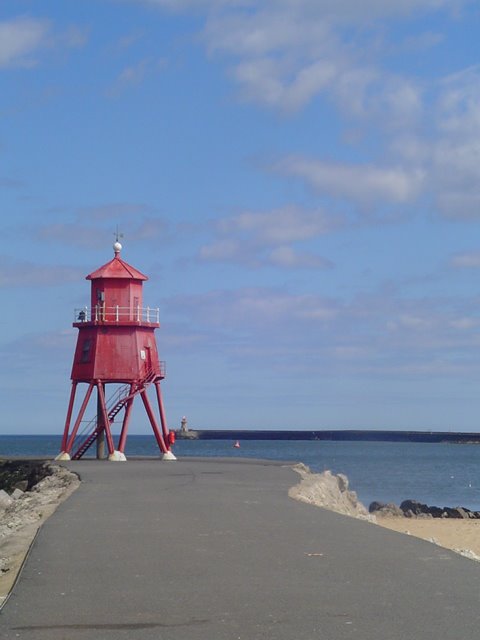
56, 240, 176, 461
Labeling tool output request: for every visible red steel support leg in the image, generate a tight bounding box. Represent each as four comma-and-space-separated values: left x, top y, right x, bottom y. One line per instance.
96, 382, 115, 455
118, 384, 136, 453
65, 383, 95, 453
154, 381, 170, 448
61, 381, 78, 452
140, 388, 168, 453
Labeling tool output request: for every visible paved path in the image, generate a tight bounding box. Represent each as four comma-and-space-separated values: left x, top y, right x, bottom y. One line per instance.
2, 458, 480, 639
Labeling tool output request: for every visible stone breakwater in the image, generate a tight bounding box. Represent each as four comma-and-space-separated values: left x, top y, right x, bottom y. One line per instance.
0, 460, 52, 495
289, 464, 373, 520
369, 499, 480, 519
0, 462, 79, 542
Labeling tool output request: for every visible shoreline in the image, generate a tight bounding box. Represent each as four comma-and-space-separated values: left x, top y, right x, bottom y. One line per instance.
289, 463, 480, 561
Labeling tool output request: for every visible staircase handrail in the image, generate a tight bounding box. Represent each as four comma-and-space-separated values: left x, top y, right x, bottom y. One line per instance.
71, 370, 158, 457
70, 382, 130, 452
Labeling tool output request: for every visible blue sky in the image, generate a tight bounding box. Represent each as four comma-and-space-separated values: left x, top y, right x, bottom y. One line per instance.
2, 0, 480, 435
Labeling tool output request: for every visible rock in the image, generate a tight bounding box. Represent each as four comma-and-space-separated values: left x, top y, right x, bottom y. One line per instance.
454, 548, 480, 561
400, 499, 430, 516
289, 465, 372, 520
336, 474, 349, 492
369, 501, 404, 517
369, 501, 385, 513
13, 480, 28, 492
442, 507, 468, 519
10, 488, 24, 500
0, 557, 10, 573
0, 460, 52, 494
0, 489, 13, 508
385, 499, 480, 519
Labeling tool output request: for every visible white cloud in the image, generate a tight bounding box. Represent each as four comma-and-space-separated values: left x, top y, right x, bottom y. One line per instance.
437, 66, 480, 131
436, 190, 480, 220
58, 25, 89, 49
199, 239, 244, 262
0, 17, 87, 69
118, 0, 469, 130
426, 67, 480, 219
267, 246, 332, 269
0, 16, 51, 68
198, 1, 431, 117
36, 204, 168, 249
399, 31, 444, 53
449, 317, 478, 330
451, 252, 480, 268
388, 66, 480, 220
0, 256, 83, 288
107, 57, 168, 95
170, 287, 340, 330
166, 284, 480, 376
203, 7, 353, 112
204, 8, 333, 57
233, 56, 340, 111
275, 157, 424, 207
140, 1, 471, 25
199, 205, 340, 268
218, 205, 342, 243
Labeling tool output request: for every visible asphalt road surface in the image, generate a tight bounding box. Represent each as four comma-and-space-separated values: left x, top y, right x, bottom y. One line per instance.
2, 458, 480, 639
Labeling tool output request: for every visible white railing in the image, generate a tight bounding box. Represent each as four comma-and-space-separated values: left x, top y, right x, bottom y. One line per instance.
74, 305, 160, 324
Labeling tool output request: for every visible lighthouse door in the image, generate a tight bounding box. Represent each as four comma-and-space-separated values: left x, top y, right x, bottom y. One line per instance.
144, 346, 152, 376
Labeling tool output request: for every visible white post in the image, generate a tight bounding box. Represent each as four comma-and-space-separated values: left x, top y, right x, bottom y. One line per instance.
116, 305, 119, 322
147, 306, 150, 322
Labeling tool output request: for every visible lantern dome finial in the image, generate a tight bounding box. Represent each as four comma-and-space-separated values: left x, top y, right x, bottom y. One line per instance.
113, 226, 123, 256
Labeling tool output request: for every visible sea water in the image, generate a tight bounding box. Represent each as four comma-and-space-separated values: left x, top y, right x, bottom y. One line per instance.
2, 435, 480, 511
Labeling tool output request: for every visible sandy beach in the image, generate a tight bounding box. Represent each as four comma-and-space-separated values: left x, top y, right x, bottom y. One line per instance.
375, 516, 480, 559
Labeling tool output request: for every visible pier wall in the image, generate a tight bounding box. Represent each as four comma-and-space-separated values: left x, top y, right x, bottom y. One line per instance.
177, 429, 480, 444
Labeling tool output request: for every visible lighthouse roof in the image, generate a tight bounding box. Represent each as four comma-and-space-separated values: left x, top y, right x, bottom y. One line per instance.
86, 254, 148, 281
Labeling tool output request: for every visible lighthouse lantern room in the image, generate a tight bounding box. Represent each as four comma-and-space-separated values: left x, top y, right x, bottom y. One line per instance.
56, 240, 176, 461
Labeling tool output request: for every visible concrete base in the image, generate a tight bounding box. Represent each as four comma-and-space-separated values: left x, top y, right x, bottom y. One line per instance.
108, 450, 127, 462
54, 452, 71, 461
162, 451, 177, 461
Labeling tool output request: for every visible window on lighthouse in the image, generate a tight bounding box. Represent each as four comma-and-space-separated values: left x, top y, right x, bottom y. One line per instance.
80, 339, 92, 363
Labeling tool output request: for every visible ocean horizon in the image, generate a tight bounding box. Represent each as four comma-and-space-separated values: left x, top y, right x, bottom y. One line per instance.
2, 435, 480, 512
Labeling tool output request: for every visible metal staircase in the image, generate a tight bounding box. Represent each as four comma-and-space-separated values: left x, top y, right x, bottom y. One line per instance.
71, 369, 160, 459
